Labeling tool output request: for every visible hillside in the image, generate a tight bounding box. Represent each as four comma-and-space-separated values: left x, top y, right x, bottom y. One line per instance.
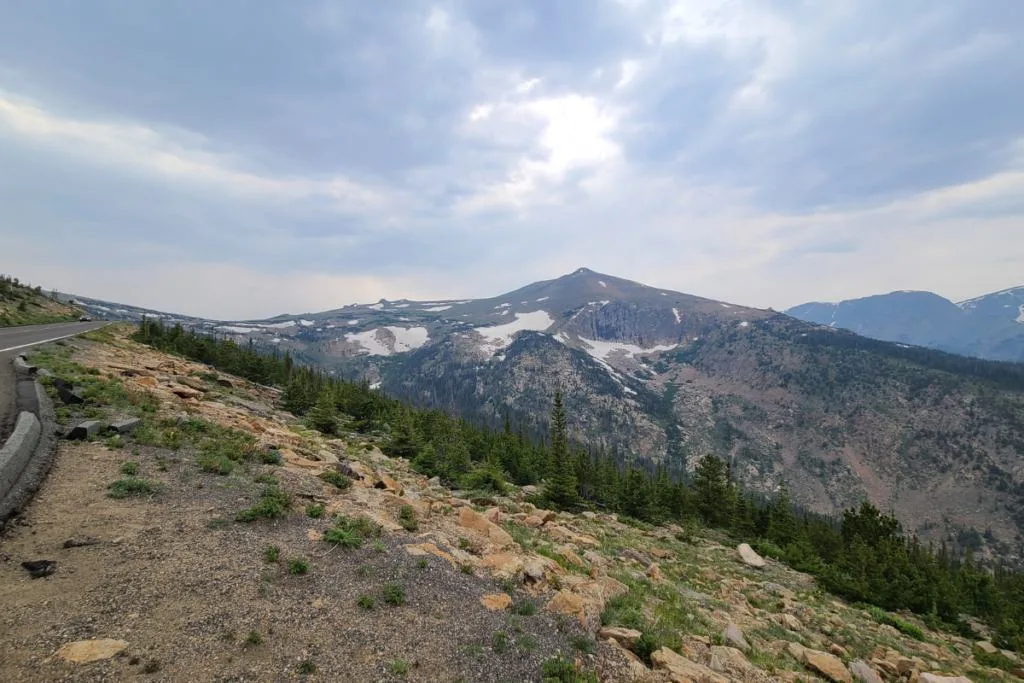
788, 287, 1024, 364
64, 269, 1024, 559
0, 275, 81, 327
1, 327, 1021, 681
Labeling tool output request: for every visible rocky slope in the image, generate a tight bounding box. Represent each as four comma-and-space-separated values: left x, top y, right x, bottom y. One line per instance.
1, 328, 1019, 681
64, 270, 1024, 559
788, 286, 1024, 364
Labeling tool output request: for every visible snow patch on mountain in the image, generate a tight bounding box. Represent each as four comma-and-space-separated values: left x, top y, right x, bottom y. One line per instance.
299, 319, 314, 326
422, 305, 452, 312
494, 302, 510, 309
739, 321, 750, 328
578, 337, 678, 361
348, 319, 359, 325
345, 326, 429, 356
598, 280, 607, 288
263, 320, 297, 329
672, 308, 681, 324
1017, 304, 1024, 324
218, 326, 261, 335
536, 297, 549, 302
368, 303, 384, 310
474, 311, 554, 354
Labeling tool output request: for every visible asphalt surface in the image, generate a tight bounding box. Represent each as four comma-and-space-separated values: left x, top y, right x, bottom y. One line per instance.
0, 321, 107, 442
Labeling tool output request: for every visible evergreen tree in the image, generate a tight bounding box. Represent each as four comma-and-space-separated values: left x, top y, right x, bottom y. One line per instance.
692, 455, 733, 527
306, 387, 338, 435
544, 391, 577, 509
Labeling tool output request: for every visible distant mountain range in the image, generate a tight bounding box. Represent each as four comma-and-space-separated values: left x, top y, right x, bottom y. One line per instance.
788, 286, 1024, 363
63, 269, 1024, 560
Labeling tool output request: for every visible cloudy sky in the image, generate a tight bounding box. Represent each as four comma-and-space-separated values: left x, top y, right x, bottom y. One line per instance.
1, 1, 1022, 319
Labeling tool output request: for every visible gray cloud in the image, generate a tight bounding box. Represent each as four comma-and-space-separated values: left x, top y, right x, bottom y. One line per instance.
1, 0, 1022, 317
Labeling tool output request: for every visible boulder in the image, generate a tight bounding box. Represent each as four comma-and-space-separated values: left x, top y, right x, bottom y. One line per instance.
650, 547, 672, 559
722, 622, 750, 652
646, 562, 664, 582
109, 418, 142, 435
975, 641, 998, 655
546, 590, 586, 621
54, 378, 85, 404
849, 660, 884, 683
522, 515, 544, 528
650, 647, 729, 683
458, 507, 514, 546
598, 626, 642, 648
55, 638, 129, 664
777, 613, 804, 631
919, 676, 971, 683
373, 472, 403, 495
478, 553, 524, 581
523, 559, 546, 583
803, 649, 852, 683
737, 543, 766, 569
709, 646, 754, 675
480, 593, 513, 611
787, 641, 807, 662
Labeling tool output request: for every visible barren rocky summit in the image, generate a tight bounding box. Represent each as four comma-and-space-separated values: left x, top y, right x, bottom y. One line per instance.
0, 327, 1019, 682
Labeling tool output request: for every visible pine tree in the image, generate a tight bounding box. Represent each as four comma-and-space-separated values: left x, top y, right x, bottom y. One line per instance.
692, 455, 733, 527
544, 390, 577, 509
306, 387, 338, 435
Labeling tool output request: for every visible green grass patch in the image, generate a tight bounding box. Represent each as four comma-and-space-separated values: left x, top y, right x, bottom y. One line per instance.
235, 484, 292, 522
866, 605, 926, 641
306, 503, 326, 519
323, 514, 383, 549
106, 477, 156, 499
383, 583, 406, 606
289, 558, 310, 575
398, 504, 419, 532
318, 470, 352, 489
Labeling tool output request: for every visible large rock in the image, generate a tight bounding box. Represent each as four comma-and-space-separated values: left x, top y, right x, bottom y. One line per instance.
458, 507, 514, 546
804, 649, 853, 683
650, 647, 729, 683
480, 593, 512, 611
709, 646, 754, 675
919, 676, 971, 683
478, 553, 524, 581
736, 543, 766, 569
777, 613, 804, 631
722, 622, 750, 652
66, 420, 104, 440
849, 660, 884, 683
599, 626, 642, 648
55, 638, 129, 663
975, 641, 998, 655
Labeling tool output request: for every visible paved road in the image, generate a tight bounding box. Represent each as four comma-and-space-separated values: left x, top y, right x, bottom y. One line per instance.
0, 321, 108, 442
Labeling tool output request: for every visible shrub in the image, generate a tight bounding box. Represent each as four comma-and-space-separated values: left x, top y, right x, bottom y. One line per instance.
264, 545, 280, 563
236, 484, 292, 522
461, 464, 507, 494
542, 656, 598, 683
492, 631, 509, 653
323, 515, 382, 549
867, 606, 925, 641
357, 594, 375, 610
513, 599, 537, 616
383, 583, 406, 606
259, 449, 283, 465
416, 558, 428, 569
289, 558, 310, 575
318, 470, 352, 489
388, 660, 409, 676
244, 630, 262, 647
197, 452, 235, 475
306, 503, 326, 519
297, 660, 316, 674
571, 636, 596, 654
398, 505, 419, 532
107, 477, 155, 499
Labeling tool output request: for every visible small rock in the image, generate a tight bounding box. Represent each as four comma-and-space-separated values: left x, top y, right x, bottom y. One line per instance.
722, 622, 750, 652
975, 641, 998, 655
919, 676, 971, 683
736, 543, 766, 569
849, 660, 884, 683
62, 537, 100, 549
830, 643, 850, 658
522, 515, 544, 528
66, 420, 103, 440
480, 593, 513, 611
215, 377, 233, 388
21, 560, 57, 578
55, 638, 129, 664
523, 559, 546, 583
484, 507, 501, 523
650, 547, 672, 559
646, 563, 664, 582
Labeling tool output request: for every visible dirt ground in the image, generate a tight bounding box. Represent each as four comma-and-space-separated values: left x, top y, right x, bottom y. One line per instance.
0, 439, 593, 682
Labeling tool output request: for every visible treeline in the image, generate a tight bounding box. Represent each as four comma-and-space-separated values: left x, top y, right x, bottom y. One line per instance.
133, 319, 1023, 652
